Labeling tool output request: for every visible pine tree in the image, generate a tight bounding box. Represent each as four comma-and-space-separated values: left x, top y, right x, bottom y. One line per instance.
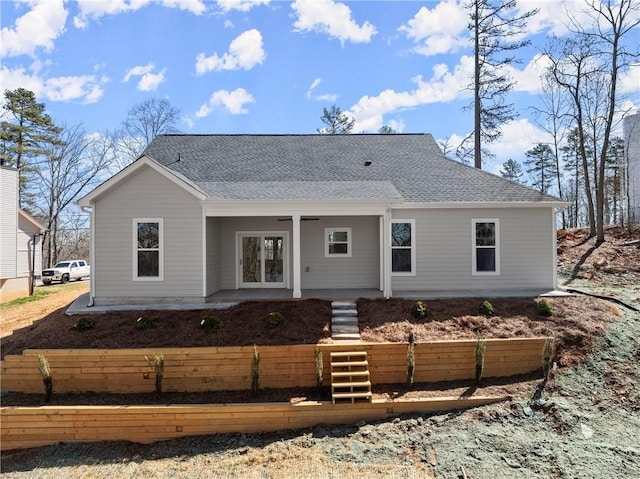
318, 105, 354, 134
524, 143, 557, 194
500, 159, 524, 183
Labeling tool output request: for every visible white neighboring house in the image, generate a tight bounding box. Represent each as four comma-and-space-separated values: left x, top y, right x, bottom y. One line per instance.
624, 112, 640, 223
1, 167, 46, 302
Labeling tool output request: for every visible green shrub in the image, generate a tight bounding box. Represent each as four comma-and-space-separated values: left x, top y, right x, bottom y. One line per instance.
135, 316, 156, 330
315, 347, 323, 392
251, 345, 260, 395
145, 353, 165, 396
475, 336, 486, 386
201, 315, 224, 333
407, 342, 416, 389
72, 317, 95, 331
266, 312, 284, 328
478, 300, 495, 318
411, 300, 428, 319
535, 299, 554, 317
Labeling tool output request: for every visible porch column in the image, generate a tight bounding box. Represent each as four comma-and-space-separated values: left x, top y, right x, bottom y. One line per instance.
292, 214, 302, 298
382, 208, 392, 298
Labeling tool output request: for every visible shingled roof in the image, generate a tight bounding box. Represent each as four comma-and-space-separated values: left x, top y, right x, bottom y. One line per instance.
141, 134, 561, 204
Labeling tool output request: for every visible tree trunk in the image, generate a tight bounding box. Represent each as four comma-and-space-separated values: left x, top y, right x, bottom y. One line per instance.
473, 1, 482, 170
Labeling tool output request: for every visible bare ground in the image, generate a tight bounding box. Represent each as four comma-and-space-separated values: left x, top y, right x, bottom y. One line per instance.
2, 226, 639, 478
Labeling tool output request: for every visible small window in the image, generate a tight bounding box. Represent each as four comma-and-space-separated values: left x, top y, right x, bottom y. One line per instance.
391, 220, 415, 275
133, 219, 164, 281
472, 219, 500, 275
325, 228, 352, 257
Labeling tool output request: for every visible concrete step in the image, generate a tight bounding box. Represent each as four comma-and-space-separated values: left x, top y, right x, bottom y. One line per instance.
331, 333, 361, 341
332, 325, 360, 335
332, 316, 358, 325
331, 309, 357, 317
331, 301, 356, 310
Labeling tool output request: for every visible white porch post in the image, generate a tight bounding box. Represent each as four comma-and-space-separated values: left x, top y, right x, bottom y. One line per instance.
383, 208, 392, 298
292, 214, 302, 298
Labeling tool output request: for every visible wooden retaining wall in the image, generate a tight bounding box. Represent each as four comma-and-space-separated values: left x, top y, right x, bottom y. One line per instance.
0, 396, 506, 451
0, 338, 547, 394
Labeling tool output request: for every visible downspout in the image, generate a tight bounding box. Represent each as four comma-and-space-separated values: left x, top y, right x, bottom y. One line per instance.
81, 205, 95, 307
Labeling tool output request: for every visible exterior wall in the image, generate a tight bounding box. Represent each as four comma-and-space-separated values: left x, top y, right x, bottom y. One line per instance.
219, 217, 292, 290
17, 215, 42, 278
93, 166, 204, 305
217, 216, 380, 290
206, 217, 222, 295
300, 216, 379, 289
624, 112, 640, 223
0, 277, 30, 303
391, 207, 555, 294
0, 168, 18, 279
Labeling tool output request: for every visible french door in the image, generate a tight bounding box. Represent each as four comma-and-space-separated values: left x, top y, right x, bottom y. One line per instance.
238, 233, 287, 288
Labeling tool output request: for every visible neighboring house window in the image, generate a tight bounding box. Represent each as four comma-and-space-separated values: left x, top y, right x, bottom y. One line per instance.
391, 220, 415, 275
325, 228, 352, 257
472, 219, 500, 275
133, 219, 164, 281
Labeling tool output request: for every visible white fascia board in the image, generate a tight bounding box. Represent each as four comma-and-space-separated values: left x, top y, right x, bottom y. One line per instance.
18, 209, 46, 233
393, 201, 570, 210
202, 199, 395, 217
77, 156, 206, 207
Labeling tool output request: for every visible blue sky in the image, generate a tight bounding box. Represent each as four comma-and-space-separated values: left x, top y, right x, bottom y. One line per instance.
1, 0, 639, 173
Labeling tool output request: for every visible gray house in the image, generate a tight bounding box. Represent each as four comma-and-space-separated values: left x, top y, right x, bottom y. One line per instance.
78, 134, 565, 306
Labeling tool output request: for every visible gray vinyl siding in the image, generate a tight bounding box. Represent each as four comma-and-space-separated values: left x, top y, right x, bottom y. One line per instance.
300, 216, 379, 289
391, 207, 555, 293
206, 217, 222, 295
0, 168, 18, 279
17, 217, 42, 277
217, 216, 379, 290
93, 166, 203, 304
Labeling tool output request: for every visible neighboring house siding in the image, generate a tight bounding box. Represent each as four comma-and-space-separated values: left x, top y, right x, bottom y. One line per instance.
391, 208, 555, 293
17, 220, 41, 277
93, 166, 203, 304
206, 217, 222, 295
300, 216, 379, 289
0, 168, 18, 279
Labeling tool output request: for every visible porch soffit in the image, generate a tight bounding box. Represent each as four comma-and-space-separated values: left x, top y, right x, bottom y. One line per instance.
201, 199, 395, 217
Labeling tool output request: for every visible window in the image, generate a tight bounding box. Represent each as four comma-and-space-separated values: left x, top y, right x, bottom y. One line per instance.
391, 220, 415, 275
325, 228, 352, 257
133, 219, 164, 281
472, 219, 500, 275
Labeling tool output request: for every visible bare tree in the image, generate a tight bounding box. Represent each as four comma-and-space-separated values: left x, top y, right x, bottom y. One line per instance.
465, 0, 538, 169
34, 124, 111, 266
117, 98, 181, 164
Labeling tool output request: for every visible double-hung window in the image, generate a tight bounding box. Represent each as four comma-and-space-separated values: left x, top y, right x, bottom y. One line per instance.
325, 228, 351, 257
391, 220, 415, 275
472, 219, 499, 275
134, 219, 164, 281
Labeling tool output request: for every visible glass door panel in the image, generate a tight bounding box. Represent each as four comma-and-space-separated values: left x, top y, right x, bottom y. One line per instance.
242, 236, 261, 284
264, 237, 284, 283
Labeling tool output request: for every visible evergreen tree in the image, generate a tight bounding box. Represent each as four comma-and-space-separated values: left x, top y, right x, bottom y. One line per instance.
524, 143, 557, 194
318, 105, 354, 134
0, 88, 61, 209
500, 159, 524, 183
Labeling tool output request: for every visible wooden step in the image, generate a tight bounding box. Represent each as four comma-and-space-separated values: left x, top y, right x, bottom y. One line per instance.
331, 370, 370, 379
330, 350, 372, 404
332, 381, 371, 388
330, 351, 367, 360
332, 391, 373, 403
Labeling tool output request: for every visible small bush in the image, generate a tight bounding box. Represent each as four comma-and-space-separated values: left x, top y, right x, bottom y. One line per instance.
475, 336, 486, 386
252, 345, 260, 395
478, 300, 495, 317
135, 316, 156, 330
411, 300, 428, 319
38, 355, 52, 402
72, 317, 95, 331
145, 353, 165, 395
201, 315, 224, 333
315, 347, 323, 392
266, 312, 284, 328
535, 299, 554, 317
542, 336, 556, 382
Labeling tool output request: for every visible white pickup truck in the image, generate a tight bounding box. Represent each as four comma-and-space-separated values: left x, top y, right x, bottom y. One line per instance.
41, 260, 90, 285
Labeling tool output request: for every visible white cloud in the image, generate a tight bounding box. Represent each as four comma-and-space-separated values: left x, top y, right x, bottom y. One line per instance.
399, 0, 468, 56
0, 66, 107, 104
1, 0, 68, 58
291, 0, 376, 44
216, 0, 269, 12
306, 77, 337, 102
196, 88, 255, 116
74, 0, 206, 29
619, 62, 640, 94
195, 29, 265, 74
351, 56, 474, 132
510, 54, 554, 94
487, 118, 551, 160
123, 62, 166, 91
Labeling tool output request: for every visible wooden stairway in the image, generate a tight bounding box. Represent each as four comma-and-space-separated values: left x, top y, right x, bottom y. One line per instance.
330, 351, 372, 404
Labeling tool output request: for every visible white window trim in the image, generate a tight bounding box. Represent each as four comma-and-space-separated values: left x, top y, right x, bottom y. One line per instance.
324, 227, 352, 258
133, 218, 164, 281
391, 219, 416, 276
472, 218, 500, 276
